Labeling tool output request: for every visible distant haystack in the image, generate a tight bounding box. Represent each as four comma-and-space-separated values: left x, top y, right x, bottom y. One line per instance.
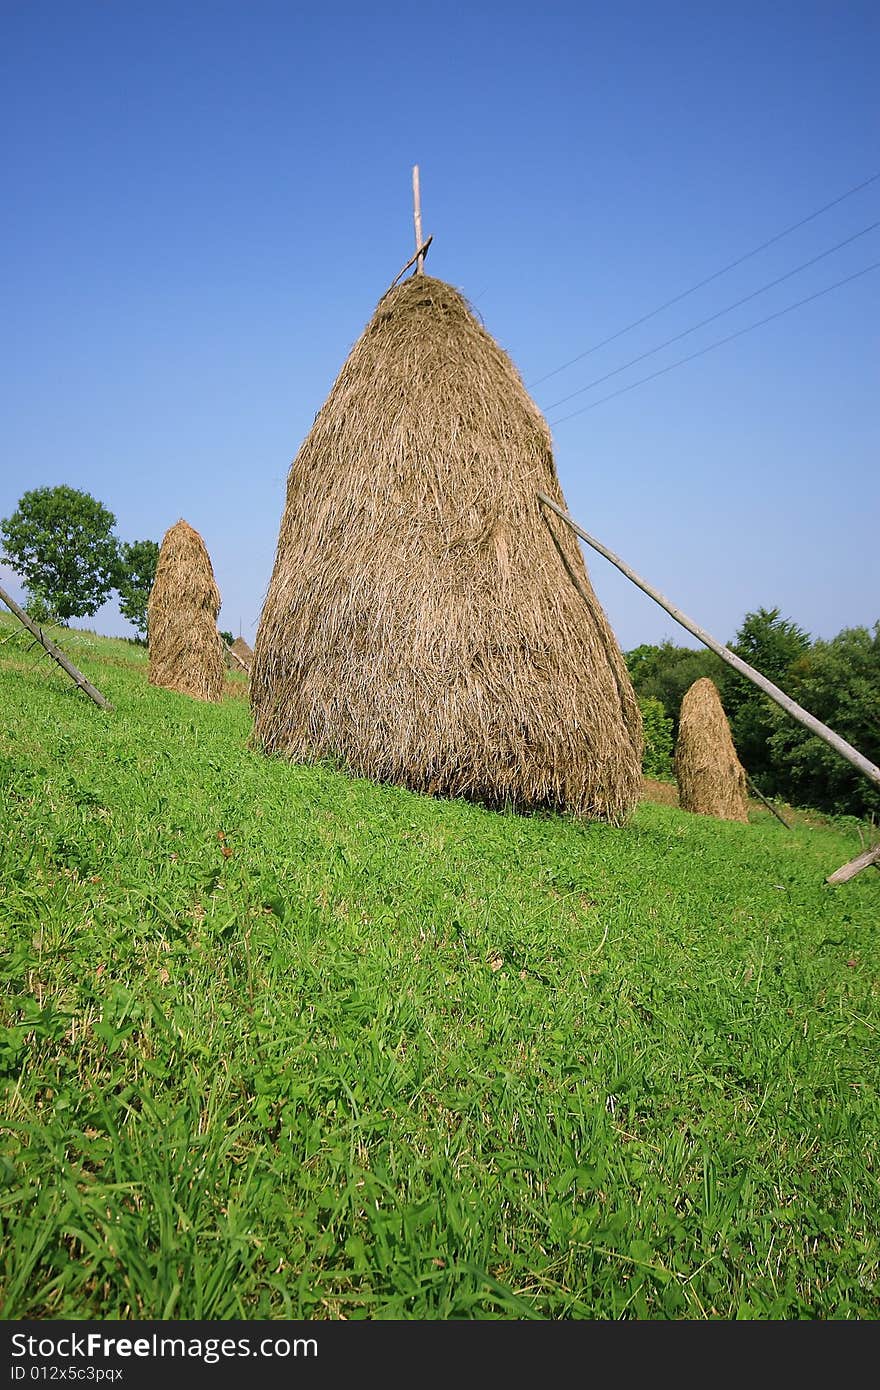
674, 677, 749, 822
251, 273, 643, 822
147, 519, 225, 701
228, 636, 253, 672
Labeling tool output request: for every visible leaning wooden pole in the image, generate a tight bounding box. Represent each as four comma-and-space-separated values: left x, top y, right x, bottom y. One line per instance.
745, 775, 793, 829
0, 584, 112, 711
536, 493, 880, 795
224, 641, 249, 674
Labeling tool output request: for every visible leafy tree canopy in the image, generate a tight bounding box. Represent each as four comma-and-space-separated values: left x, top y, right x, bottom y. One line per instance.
625, 641, 725, 734
116, 539, 159, 639
1, 485, 119, 622
723, 607, 812, 785
627, 609, 879, 817
728, 606, 811, 687
767, 622, 880, 817
638, 695, 674, 780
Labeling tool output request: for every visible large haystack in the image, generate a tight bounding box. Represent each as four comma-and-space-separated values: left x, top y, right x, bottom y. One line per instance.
251, 273, 643, 821
147, 519, 225, 701
674, 677, 749, 822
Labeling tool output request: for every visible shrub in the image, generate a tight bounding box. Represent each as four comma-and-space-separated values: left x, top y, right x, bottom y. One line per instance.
639, 696, 674, 779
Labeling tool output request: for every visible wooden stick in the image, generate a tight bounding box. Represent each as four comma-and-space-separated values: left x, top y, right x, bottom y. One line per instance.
413, 165, 424, 275
0, 584, 112, 710
224, 641, 250, 673
745, 776, 793, 829
388, 235, 433, 291
536, 492, 880, 794
826, 842, 880, 884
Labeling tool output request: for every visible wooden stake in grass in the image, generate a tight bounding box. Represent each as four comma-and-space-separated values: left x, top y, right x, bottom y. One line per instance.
745, 776, 792, 829
0, 584, 112, 711
826, 842, 880, 885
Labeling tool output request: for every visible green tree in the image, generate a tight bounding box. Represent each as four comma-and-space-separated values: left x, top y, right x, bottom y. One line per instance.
116, 539, 159, 639
0, 485, 119, 622
721, 607, 812, 788
638, 696, 674, 779
766, 623, 880, 817
625, 641, 725, 735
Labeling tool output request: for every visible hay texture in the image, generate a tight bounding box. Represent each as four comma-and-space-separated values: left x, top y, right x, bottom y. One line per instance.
147, 519, 225, 701
251, 273, 643, 822
227, 636, 253, 671
674, 677, 749, 822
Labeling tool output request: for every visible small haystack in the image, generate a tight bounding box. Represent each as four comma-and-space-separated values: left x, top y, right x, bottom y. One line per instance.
147, 519, 225, 701
251, 273, 643, 821
229, 635, 253, 671
674, 677, 749, 822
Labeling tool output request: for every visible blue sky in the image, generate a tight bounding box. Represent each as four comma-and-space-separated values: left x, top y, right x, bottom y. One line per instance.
2, 0, 878, 653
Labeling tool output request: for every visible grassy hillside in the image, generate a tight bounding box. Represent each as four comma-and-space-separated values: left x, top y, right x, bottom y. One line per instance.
1, 615, 878, 1319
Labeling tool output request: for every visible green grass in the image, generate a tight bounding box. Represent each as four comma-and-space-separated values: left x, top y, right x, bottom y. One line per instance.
1, 614, 878, 1319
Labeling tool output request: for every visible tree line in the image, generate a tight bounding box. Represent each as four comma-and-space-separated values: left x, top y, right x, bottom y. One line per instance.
629, 607, 880, 820
1, 485, 158, 638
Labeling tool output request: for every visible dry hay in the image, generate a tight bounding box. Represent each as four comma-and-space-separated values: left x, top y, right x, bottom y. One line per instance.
229, 635, 253, 671
251, 273, 643, 822
641, 776, 680, 807
147, 519, 225, 701
674, 677, 749, 822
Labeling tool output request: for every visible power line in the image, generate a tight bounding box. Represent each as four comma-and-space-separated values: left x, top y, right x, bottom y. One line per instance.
542, 218, 880, 412
528, 170, 880, 389
548, 259, 880, 426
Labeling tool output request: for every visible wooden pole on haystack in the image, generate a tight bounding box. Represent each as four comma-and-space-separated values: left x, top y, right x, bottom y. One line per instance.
0, 584, 112, 711
389, 168, 432, 288
413, 165, 425, 275
537, 493, 880, 881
